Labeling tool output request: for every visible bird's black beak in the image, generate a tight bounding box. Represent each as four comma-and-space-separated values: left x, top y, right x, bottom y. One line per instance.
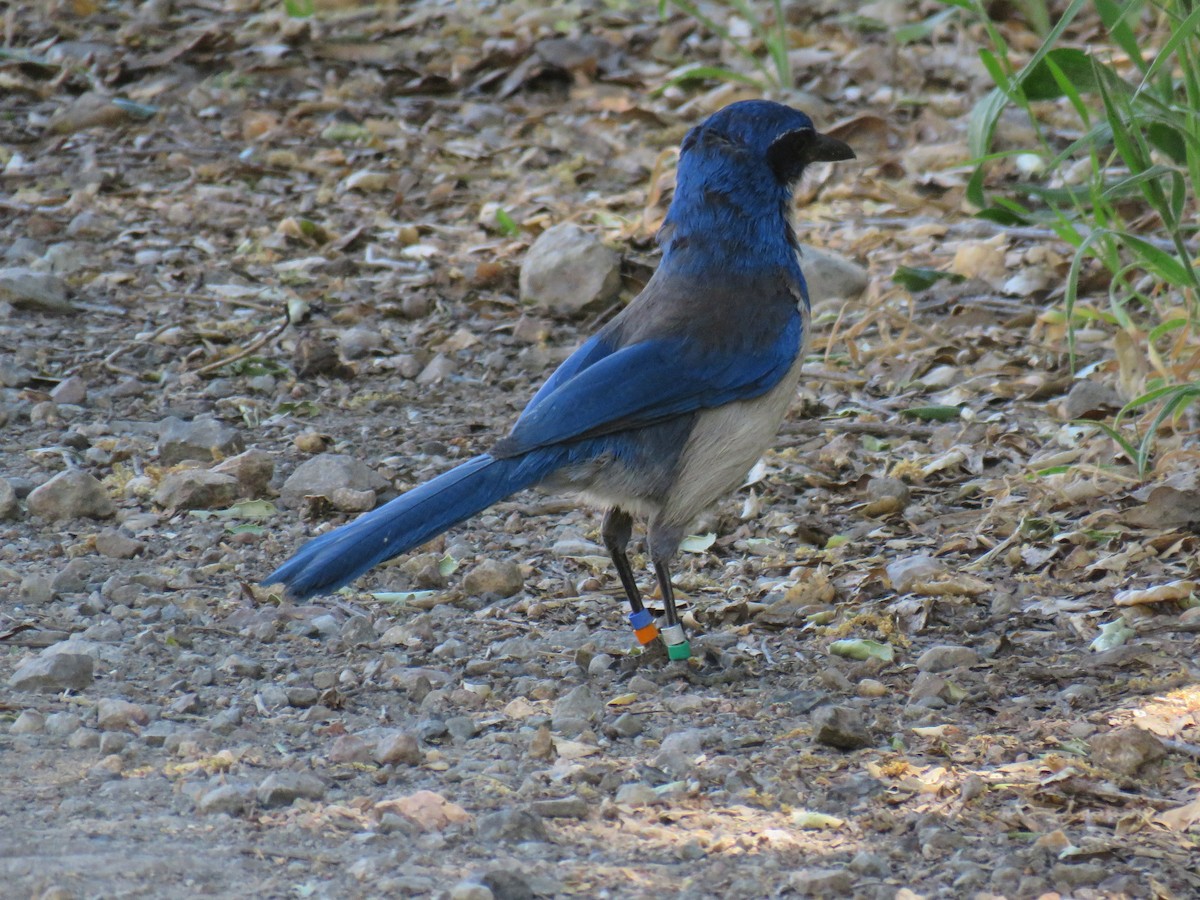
802, 131, 856, 163
767, 128, 855, 181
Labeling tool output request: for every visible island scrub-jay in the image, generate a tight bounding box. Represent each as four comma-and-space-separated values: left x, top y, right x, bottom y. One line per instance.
265, 99, 854, 660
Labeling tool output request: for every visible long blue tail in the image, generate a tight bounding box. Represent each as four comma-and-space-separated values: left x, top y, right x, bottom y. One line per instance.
263, 452, 556, 599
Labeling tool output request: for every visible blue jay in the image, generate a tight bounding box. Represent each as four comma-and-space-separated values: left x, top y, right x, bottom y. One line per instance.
264, 100, 854, 659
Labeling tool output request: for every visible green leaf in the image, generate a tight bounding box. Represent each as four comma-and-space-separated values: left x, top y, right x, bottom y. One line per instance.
1090, 618, 1134, 652
892, 265, 966, 292
1022, 48, 1100, 99
493, 208, 519, 237
284, 0, 314, 18
902, 405, 962, 421
829, 639, 895, 663
894, 7, 958, 45
371, 590, 440, 604
438, 554, 459, 577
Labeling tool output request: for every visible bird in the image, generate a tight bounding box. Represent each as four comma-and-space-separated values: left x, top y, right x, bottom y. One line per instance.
264, 99, 855, 660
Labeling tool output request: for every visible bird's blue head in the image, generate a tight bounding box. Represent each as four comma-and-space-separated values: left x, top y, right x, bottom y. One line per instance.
661, 100, 854, 276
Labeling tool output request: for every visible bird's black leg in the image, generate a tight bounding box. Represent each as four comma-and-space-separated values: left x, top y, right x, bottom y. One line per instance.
603, 508, 659, 646
649, 521, 691, 660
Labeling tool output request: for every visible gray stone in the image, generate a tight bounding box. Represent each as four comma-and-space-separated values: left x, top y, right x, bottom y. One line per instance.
529, 796, 588, 818
374, 731, 422, 766
44, 711, 84, 736
97, 698, 150, 730
797, 243, 868, 301
519, 223, 621, 317
886, 555, 946, 593
916, 644, 980, 673
340, 615, 376, 645
449, 882, 494, 900
416, 353, 456, 384
52, 558, 91, 594
27, 470, 115, 520
154, 469, 239, 510
811, 704, 871, 750
462, 558, 523, 599
50, 376, 87, 405
0, 266, 75, 314
95, 528, 145, 559
1090, 726, 1166, 776
338, 327, 384, 359
614, 783, 657, 806
10, 710, 46, 734
551, 684, 603, 737
156, 415, 245, 466
1062, 379, 1120, 420
8, 653, 94, 692
197, 783, 254, 815
475, 807, 549, 843
655, 727, 707, 776
279, 453, 390, 509
19, 573, 56, 604
788, 867, 853, 896
257, 771, 327, 807
0, 477, 17, 520
212, 449, 275, 497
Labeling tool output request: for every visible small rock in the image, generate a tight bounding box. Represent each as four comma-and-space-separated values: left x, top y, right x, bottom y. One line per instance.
811, 705, 871, 750
0, 478, 18, 519
285, 687, 320, 708
8, 653, 94, 692
329, 734, 372, 764
257, 771, 327, 807
99, 732, 127, 754
338, 327, 384, 359
89, 754, 124, 780
279, 453, 390, 509
797, 243, 869, 301
11, 710, 46, 734
208, 706, 243, 735
50, 376, 88, 405
915, 644, 980, 673
519, 223, 622, 317
27, 470, 115, 520
449, 882, 494, 900
156, 415, 245, 465
0, 266, 75, 314
1089, 726, 1167, 776
551, 684, 603, 737
212, 449, 275, 497
340, 615, 376, 645
530, 796, 588, 819
374, 731, 422, 766
220, 653, 263, 677
656, 728, 706, 776
96, 698, 149, 731
95, 528, 145, 559
610, 713, 643, 738
462, 558, 524, 599
330, 487, 376, 512
788, 867, 853, 896
475, 807, 549, 843
861, 475, 910, 517
19, 573, 56, 604
479, 870, 538, 900
886, 555, 947, 593
44, 711, 83, 736
1051, 861, 1108, 889
848, 851, 889, 877
416, 353, 456, 384
857, 678, 887, 698
51, 558, 90, 594
614, 783, 658, 806
197, 783, 254, 815
154, 469, 239, 510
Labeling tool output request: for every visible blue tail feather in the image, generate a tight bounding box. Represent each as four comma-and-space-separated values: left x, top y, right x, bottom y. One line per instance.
263, 452, 555, 600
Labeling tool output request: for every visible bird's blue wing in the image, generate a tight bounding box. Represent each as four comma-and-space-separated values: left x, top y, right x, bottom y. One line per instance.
499, 310, 802, 455
517, 332, 615, 418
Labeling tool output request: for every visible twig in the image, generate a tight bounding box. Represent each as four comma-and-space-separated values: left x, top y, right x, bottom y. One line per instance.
192, 310, 291, 376
102, 322, 174, 376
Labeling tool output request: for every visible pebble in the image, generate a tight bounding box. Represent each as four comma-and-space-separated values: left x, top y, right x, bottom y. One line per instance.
27, 470, 115, 520
788, 867, 854, 896
212, 449, 275, 497
97, 698, 150, 730
551, 684, 603, 737
197, 783, 254, 815
19, 573, 56, 604
0, 477, 17, 519
474, 807, 549, 843
797, 243, 869, 300
610, 713, 643, 738
857, 678, 887, 698
285, 687, 319, 708
811, 705, 872, 750
8, 652, 95, 692
416, 353, 456, 384
374, 731, 422, 766
529, 796, 588, 818
886, 555, 946, 593
849, 850, 890, 876
220, 654, 263, 677
449, 882, 494, 900
279, 453, 390, 509
0, 266, 75, 313
209, 706, 243, 735
95, 528, 146, 559
330, 487, 376, 512
338, 327, 384, 359
11, 710, 46, 734
519, 223, 622, 317
99, 732, 128, 754
156, 415, 245, 465
1089, 726, 1166, 776
52, 558, 91, 594
154, 469, 240, 510
329, 734, 373, 764
257, 771, 328, 807
655, 728, 706, 776
44, 711, 84, 736
614, 783, 658, 806
69, 728, 100, 749
340, 615, 377, 645
462, 558, 524, 598
915, 644, 980, 672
